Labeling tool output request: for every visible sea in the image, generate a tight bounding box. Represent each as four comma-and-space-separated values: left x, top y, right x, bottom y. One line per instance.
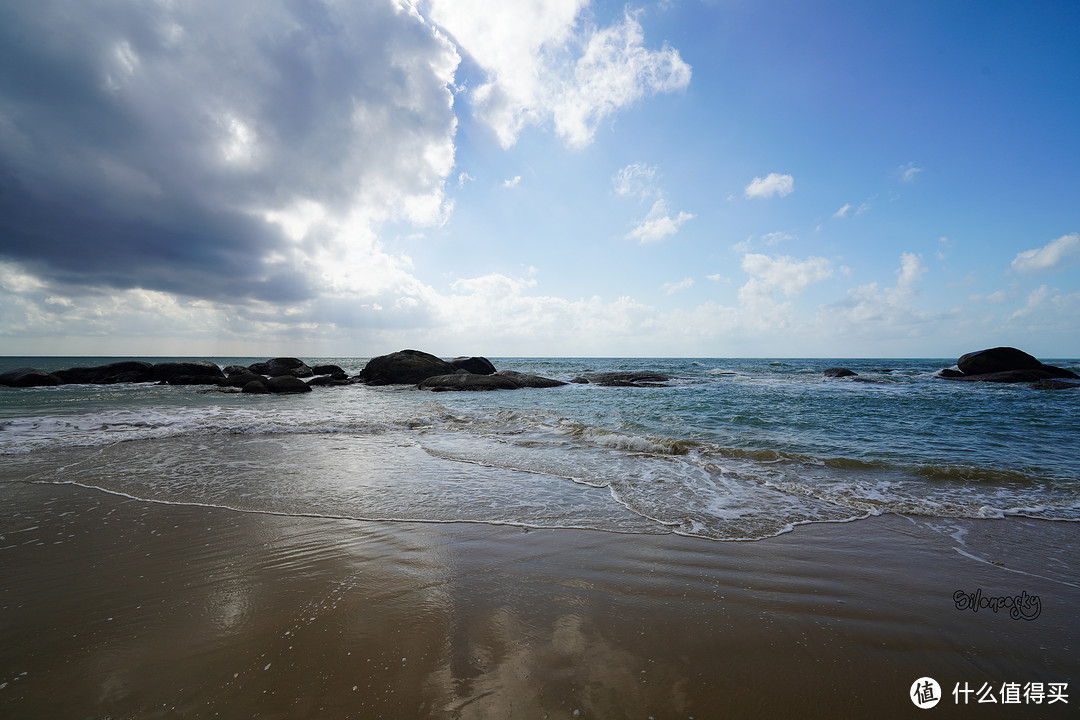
2, 356, 1078, 541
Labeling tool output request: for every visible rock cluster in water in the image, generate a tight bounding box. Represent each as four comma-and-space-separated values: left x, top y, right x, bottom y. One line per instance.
0, 350, 579, 394
934, 347, 1078, 387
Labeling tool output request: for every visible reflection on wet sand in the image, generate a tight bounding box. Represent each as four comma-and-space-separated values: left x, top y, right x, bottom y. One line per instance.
2, 481, 1078, 719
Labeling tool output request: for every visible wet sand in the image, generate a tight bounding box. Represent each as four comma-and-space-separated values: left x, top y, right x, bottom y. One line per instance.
1, 481, 1077, 719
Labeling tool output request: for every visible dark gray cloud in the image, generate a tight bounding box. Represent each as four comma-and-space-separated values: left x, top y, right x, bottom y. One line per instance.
0, 0, 458, 303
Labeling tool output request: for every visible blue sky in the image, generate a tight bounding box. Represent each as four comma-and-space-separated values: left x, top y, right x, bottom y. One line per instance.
1, 0, 1077, 357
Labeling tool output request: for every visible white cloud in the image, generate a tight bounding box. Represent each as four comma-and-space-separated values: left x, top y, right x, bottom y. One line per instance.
1010, 233, 1080, 273
896, 162, 923, 183
429, 4, 691, 148
613, 162, 659, 198
833, 203, 853, 218
626, 199, 694, 243
503, 175, 522, 188
740, 254, 833, 297
661, 277, 694, 294
744, 173, 794, 199
825, 253, 928, 328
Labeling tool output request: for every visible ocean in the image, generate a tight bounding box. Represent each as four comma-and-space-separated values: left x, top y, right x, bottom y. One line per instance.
2, 356, 1078, 541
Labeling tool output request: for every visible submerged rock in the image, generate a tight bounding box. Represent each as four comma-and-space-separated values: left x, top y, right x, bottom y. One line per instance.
1028, 379, 1080, 391
360, 349, 455, 385
418, 374, 521, 391
495, 370, 567, 388
0, 367, 62, 387
823, 367, 857, 378
575, 371, 671, 387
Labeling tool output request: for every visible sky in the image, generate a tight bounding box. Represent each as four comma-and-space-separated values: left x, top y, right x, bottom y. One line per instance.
1, 0, 1078, 358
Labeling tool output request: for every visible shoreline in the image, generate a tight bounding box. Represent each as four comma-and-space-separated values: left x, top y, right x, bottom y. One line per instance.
2, 481, 1077, 718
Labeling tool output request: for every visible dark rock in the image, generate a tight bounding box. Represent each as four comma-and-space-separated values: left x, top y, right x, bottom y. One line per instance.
223, 365, 251, 377
449, 356, 497, 375
418, 374, 521, 391
54, 360, 154, 384
264, 375, 312, 394
937, 347, 1079, 383
311, 364, 345, 376
241, 380, 270, 394
249, 357, 313, 378
0, 367, 62, 387
823, 367, 857, 378
360, 349, 455, 385
1028, 380, 1080, 390
957, 347, 1042, 376
570, 377, 590, 384
938, 368, 1058, 383
306, 375, 352, 387
577, 371, 671, 387
152, 361, 224, 383
166, 374, 222, 386
495, 370, 567, 388
219, 372, 266, 388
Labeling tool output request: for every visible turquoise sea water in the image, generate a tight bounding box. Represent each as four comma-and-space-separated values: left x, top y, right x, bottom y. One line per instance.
1, 356, 1078, 540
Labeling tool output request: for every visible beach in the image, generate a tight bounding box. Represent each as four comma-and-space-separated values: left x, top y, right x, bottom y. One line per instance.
3, 480, 1076, 719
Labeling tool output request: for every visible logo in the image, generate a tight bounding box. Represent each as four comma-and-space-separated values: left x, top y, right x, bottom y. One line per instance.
912, 677, 942, 709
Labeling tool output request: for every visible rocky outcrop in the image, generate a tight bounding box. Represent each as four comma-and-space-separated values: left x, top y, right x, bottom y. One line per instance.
449, 356, 497, 375
54, 361, 154, 385
419, 374, 521, 391
937, 347, 1078, 384
0, 367, 62, 387
311, 364, 345, 377
360, 350, 455, 385
823, 367, 857, 378
152, 361, 225, 384
572, 371, 671, 387
495, 370, 567, 388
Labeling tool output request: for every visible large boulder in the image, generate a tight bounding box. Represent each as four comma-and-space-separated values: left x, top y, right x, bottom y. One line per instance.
449, 356, 497, 375
957, 347, 1042, 375
152, 361, 224, 383
241, 380, 271, 394
360, 350, 455, 385
939, 347, 1079, 383
53, 360, 154, 384
248, 357, 313, 378
264, 375, 312, 394
219, 371, 266, 389
418, 374, 521, 391
311, 364, 346, 377
495, 370, 567, 388
823, 367, 857, 378
0, 367, 62, 387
